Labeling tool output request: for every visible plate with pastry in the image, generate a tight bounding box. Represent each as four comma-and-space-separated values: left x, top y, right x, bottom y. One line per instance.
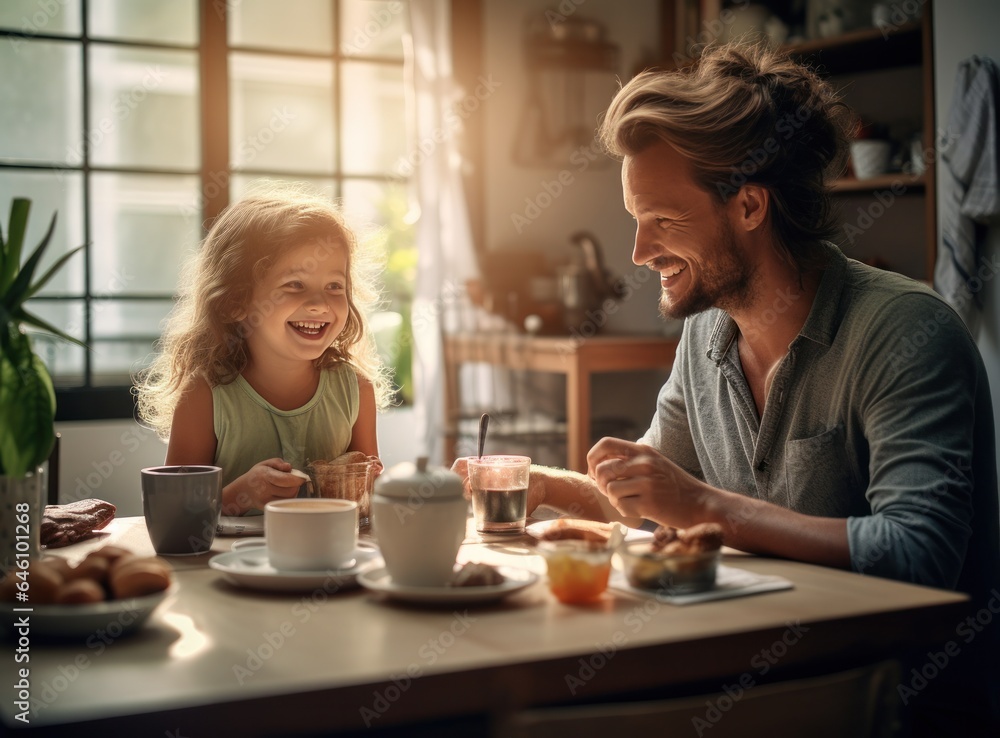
357, 562, 539, 605
0, 545, 176, 639
525, 518, 652, 545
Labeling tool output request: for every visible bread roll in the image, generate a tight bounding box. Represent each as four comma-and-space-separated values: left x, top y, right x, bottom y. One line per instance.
25, 560, 64, 604
109, 557, 173, 599
87, 544, 133, 565
55, 578, 105, 605
66, 553, 111, 586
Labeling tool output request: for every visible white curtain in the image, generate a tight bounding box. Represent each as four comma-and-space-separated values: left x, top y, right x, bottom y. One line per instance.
405, 0, 478, 463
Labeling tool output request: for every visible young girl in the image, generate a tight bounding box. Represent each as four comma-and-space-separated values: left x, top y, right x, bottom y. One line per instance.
136, 185, 392, 516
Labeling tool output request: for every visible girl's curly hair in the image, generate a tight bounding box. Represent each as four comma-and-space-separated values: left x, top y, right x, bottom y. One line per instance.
135, 183, 392, 438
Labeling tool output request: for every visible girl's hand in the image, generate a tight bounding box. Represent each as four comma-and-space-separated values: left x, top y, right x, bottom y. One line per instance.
224, 458, 305, 515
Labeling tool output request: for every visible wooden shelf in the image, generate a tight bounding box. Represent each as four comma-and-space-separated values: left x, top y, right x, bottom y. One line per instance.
831, 172, 926, 193
783, 21, 923, 75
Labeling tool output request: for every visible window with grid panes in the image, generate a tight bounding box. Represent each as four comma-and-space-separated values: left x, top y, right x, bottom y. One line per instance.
0, 0, 414, 419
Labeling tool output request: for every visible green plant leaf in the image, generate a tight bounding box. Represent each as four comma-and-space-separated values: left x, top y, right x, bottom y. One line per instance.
0, 198, 31, 294
2, 211, 57, 308
0, 350, 55, 477
15, 309, 88, 350
23, 243, 85, 302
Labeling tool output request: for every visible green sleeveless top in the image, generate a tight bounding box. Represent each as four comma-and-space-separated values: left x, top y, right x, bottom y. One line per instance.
212, 363, 359, 490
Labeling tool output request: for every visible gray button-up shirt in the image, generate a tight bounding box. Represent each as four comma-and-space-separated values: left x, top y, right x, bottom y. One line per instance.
641, 243, 997, 601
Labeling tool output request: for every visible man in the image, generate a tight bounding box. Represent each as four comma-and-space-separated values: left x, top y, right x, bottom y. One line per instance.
471, 43, 998, 734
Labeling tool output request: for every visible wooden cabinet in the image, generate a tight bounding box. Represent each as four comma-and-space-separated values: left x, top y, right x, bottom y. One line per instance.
662, 1, 936, 281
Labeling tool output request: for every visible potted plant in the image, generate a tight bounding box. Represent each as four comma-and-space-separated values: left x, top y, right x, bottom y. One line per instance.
1, 198, 84, 570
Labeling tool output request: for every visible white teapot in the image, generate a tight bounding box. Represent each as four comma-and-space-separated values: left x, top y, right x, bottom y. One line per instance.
371, 457, 469, 586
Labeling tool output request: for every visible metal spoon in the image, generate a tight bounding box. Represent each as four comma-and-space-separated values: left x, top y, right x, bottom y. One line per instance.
478, 413, 491, 459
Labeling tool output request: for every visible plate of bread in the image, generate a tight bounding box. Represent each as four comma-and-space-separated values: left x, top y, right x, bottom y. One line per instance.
0, 545, 175, 639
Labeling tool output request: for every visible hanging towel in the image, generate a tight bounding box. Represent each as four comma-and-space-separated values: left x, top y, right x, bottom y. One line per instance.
934, 55, 1000, 327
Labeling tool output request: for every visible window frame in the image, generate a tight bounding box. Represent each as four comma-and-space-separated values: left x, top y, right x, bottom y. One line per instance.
0, 0, 411, 421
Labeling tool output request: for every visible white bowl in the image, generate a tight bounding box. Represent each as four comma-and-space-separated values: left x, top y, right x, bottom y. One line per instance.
850, 140, 891, 180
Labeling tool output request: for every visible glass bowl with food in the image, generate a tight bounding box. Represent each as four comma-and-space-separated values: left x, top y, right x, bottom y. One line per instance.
619, 523, 724, 595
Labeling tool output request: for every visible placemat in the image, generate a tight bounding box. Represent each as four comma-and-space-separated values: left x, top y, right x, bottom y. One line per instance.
609, 564, 793, 605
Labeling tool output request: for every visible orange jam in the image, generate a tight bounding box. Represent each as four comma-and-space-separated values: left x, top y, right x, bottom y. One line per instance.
540, 542, 613, 604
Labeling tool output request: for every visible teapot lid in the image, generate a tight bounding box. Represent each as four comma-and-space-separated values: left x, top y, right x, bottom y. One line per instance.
374, 456, 464, 499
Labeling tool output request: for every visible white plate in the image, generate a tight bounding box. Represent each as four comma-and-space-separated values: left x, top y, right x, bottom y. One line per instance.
525, 519, 653, 543
216, 515, 264, 536
0, 585, 176, 640
208, 542, 380, 592
357, 566, 539, 605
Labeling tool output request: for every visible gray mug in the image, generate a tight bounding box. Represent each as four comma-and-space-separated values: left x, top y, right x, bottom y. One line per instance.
141, 465, 223, 555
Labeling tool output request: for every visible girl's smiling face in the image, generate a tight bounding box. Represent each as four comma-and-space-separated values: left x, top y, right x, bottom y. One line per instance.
241, 239, 350, 367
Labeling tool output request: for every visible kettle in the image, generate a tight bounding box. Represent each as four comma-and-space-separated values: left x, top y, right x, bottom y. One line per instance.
558, 231, 625, 332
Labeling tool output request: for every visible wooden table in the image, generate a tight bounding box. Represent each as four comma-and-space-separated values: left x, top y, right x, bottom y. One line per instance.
443, 333, 678, 471
1, 518, 969, 736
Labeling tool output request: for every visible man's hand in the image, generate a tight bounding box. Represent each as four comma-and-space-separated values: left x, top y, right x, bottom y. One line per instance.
224, 458, 304, 515
586, 438, 708, 527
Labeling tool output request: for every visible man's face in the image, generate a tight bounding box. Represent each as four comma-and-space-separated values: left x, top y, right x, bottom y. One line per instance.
623, 140, 756, 320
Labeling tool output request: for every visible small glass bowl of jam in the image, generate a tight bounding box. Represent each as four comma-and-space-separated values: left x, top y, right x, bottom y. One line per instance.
536, 539, 614, 604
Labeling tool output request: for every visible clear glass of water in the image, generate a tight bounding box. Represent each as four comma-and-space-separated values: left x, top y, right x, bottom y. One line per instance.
468, 455, 530, 535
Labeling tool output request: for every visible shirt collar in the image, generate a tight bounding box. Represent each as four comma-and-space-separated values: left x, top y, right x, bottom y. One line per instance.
705, 242, 847, 363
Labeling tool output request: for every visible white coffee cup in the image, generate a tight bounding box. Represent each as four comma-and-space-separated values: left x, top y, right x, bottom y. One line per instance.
264, 498, 358, 571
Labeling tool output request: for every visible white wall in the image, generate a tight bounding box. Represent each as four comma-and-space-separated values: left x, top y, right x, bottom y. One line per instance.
932, 0, 1000, 469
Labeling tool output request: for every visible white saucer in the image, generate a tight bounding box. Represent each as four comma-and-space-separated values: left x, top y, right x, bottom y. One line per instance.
357, 566, 539, 605
209, 542, 380, 592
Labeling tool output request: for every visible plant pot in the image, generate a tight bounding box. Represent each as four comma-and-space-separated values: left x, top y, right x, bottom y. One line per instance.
0, 466, 44, 572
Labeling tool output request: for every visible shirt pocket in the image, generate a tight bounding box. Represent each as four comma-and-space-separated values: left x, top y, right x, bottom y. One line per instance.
782, 425, 856, 517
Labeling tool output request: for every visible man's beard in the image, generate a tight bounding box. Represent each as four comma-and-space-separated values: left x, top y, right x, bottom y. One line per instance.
658, 219, 757, 320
